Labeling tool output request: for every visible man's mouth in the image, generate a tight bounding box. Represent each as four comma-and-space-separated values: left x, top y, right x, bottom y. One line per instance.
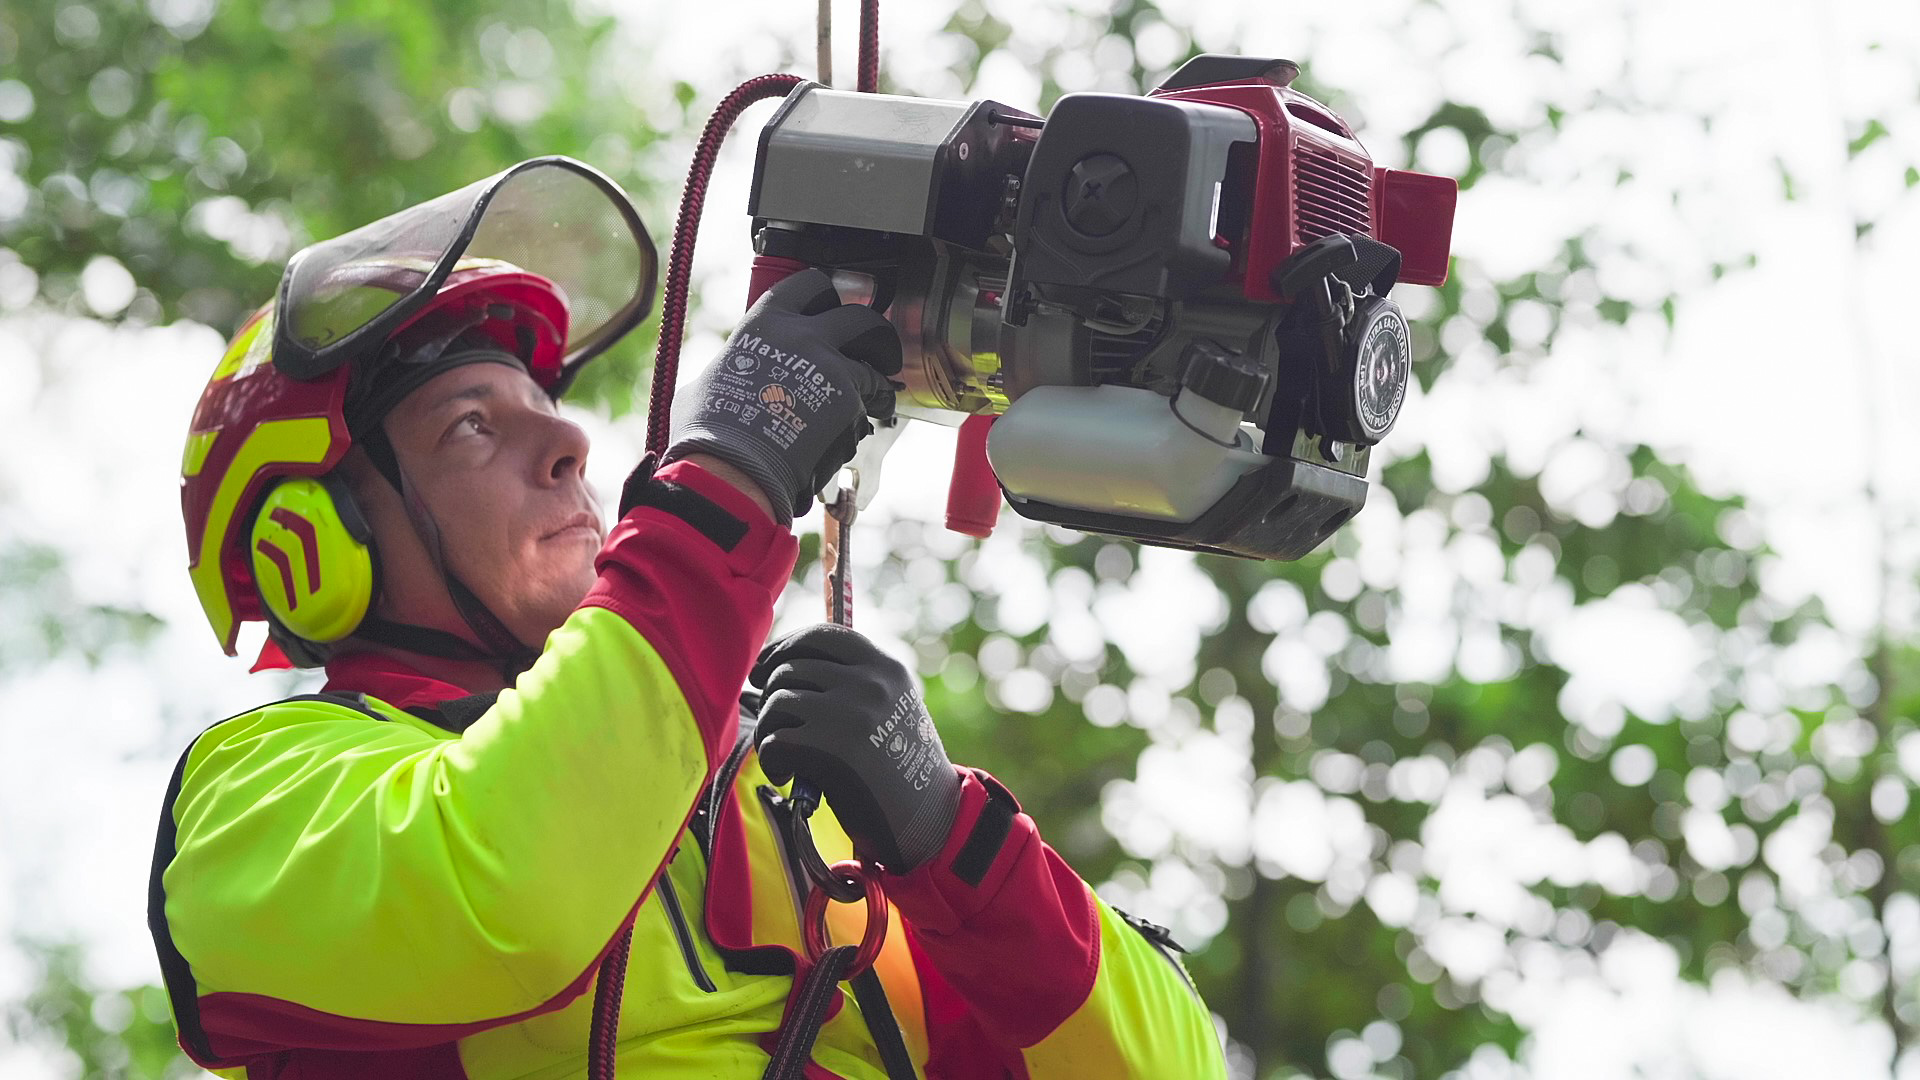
541, 511, 603, 542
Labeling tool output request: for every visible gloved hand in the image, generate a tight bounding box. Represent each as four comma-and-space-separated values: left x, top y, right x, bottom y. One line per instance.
750, 624, 962, 874
663, 269, 901, 525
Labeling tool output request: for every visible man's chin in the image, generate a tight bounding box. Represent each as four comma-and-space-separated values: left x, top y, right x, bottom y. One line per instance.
486, 571, 591, 647
535, 572, 599, 633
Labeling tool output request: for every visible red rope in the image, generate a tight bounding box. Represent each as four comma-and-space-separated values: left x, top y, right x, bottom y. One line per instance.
586, 926, 631, 1080
646, 73, 806, 457
621, 75, 804, 1080
645, 2, 874, 454
605, 13, 883, 1079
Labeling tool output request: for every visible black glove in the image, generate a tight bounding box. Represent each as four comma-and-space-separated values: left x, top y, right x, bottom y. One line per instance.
663, 269, 901, 525
750, 624, 962, 874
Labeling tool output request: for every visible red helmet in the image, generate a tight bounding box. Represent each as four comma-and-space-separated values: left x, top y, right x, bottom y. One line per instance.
182, 158, 655, 658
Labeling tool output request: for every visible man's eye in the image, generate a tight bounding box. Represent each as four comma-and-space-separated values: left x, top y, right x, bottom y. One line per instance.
447, 411, 488, 440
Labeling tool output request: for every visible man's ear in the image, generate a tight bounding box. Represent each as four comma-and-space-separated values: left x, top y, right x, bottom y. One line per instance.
336, 448, 408, 616
338, 444, 471, 639
336, 448, 391, 529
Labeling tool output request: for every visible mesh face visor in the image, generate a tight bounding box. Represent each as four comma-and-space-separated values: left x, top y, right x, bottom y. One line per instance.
273, 157, 656, 382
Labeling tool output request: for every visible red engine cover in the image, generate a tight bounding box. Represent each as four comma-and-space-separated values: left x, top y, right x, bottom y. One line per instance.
1150, 78, 1456, 298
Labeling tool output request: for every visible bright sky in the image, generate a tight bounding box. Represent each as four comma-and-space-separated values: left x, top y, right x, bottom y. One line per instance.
3, 0, 1919, 1077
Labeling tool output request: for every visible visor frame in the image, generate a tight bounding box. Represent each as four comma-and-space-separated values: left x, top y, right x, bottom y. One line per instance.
270, 156, 657, 384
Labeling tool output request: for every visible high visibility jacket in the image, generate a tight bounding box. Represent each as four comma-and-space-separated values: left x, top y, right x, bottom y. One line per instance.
148, 461, 1226, 1078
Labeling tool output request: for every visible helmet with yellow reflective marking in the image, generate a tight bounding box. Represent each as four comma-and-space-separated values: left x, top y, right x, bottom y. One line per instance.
181, 157, 656, 665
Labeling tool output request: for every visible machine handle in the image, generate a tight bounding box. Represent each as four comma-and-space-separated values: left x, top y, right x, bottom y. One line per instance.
745, 254, 811, 305
946, 414, 1001, 538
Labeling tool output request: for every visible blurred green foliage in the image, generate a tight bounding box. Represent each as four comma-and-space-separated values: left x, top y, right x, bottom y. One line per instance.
0, 0, 670, 399
0, 544, 163, 665
5, 942, 193, 1079
3, 1, 1916, 1079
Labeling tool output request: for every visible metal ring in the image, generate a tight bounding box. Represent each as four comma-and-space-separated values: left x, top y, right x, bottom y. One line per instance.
802, 860, 888, 978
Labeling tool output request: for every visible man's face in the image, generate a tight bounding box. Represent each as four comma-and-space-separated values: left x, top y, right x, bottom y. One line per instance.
375, 362, 603, 647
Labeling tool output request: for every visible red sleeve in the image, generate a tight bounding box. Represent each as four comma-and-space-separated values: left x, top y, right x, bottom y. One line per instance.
885, 768, 1102, 1056
581, 459, 797, 768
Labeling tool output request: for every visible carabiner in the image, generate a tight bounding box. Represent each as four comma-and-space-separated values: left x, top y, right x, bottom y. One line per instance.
802, 860, 888, 978
787, 793, 866, 903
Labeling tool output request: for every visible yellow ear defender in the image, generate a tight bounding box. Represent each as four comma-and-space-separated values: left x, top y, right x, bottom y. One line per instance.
249, 475, 377, 644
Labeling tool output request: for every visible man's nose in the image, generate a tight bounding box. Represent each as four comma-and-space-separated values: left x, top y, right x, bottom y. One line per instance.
541, 413, 591, 484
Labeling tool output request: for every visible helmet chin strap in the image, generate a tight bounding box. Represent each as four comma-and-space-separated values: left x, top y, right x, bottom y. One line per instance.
358, 428, 542, 683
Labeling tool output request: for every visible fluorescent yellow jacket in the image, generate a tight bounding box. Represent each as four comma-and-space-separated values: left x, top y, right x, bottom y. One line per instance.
147, 461, 1225, 1078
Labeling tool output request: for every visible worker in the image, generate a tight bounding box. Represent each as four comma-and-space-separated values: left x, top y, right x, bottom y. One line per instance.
150, 158, 1225, 1078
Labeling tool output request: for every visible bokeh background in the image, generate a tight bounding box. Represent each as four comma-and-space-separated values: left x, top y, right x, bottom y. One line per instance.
4, 0, 1920, 1076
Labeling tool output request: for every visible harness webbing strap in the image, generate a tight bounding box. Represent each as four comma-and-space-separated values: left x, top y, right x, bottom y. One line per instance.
765, 490, 916, 1079
851, 967, 918, 1079
762, 945, 857, 1080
